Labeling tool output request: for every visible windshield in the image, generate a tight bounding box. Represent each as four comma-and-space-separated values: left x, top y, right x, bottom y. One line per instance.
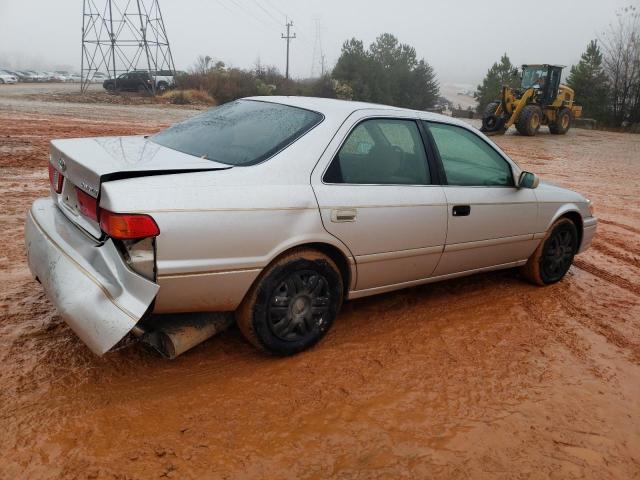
521, 67, 548, 89
150, 100, 323, 166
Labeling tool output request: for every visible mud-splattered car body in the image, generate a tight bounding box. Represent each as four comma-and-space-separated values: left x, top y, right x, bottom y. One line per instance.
25, 97, 597, 356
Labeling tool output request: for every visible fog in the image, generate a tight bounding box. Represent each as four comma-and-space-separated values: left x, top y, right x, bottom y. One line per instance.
0, 0, 636, 85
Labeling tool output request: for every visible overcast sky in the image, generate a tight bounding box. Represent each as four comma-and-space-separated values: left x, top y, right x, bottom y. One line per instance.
0, 0, 637, 85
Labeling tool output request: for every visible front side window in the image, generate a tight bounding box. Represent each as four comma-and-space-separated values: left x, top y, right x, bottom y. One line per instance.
324, 119, 430, 185
151, 100, 323, 166
426, 122, 513, 187
521, 67, 548, 89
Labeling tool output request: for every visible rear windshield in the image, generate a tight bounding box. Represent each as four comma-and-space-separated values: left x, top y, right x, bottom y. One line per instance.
150, 99, 323, 166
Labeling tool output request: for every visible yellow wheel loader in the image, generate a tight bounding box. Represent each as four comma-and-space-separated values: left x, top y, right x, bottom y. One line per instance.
481, 64, 582, 136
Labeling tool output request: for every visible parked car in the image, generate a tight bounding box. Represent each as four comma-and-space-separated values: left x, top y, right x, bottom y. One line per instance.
91, 72, 109, 83
0, 70, 18, 84
43, 71, 67, 82
147, 70, 176, 92
25, 97, 597, 357
103, 71, 152, 92
54, 71, 71, 81
15, 70, 37, 82
103, 70, 174, 93
27, 70, 47, 82
66, 73, 82, 82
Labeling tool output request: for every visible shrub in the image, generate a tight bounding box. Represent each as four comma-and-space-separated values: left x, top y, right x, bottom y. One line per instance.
161, 89, 216, 106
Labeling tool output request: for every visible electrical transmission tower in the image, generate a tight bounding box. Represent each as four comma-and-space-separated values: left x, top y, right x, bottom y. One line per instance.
310, 18, 325, 78
281, 20, 296, 79
80, 0, 176, 93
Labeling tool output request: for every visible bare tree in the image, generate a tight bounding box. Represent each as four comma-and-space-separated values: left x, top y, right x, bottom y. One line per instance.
600, 6, 640, 126
192, 55, 213, 76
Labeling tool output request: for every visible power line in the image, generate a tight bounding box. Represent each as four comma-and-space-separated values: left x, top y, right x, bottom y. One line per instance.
262, 0, 288, 20
224, 0, 279, 34
249, 0, 282, 26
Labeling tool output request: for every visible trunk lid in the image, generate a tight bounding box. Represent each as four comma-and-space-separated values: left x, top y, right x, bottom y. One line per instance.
49, 135, 229, 238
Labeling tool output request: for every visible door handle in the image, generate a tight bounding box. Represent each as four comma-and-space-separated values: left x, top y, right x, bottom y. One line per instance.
452, 205, 471, 217
331, 208, 357, 223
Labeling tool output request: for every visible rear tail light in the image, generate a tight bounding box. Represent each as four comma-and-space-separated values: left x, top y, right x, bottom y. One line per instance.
100, 210, 160, 240
48, 163, 64, 193
75, 187, 99, 221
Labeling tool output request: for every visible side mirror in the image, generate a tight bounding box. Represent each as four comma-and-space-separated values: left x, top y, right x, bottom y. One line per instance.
518, 171, 539, 189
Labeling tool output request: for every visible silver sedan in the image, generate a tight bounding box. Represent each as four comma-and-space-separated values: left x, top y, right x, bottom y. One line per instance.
25, 97, 597, 357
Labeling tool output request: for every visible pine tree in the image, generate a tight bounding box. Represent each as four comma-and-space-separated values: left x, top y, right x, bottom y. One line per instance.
333, 34, 439, 109
567, 40, 610, 122
474, 54, 520, 113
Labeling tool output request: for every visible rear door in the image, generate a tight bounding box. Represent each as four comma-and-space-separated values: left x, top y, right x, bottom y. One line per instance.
423, 121, 539, 276
312, 111, 447, 293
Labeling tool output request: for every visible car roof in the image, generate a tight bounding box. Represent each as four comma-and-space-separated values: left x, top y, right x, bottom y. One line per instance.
244, 95, 456, 124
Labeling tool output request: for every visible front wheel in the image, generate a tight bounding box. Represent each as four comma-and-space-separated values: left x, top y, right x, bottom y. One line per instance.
236, 248, 343, 355
516, 105, 542, 136
521, 218, 578, 285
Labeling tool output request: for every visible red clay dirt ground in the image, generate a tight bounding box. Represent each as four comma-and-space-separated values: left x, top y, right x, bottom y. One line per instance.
0, 106, 639, 479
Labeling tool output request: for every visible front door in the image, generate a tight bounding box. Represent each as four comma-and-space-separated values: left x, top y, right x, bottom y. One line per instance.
312, 114, 448, 293
423, 121, 539, 277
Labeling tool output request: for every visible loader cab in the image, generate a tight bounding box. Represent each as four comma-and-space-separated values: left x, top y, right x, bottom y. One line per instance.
521, 64, 564, 105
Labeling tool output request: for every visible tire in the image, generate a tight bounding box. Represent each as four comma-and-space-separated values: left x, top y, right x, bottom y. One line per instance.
105, 83, 115, 92
481, 101, 505, 132
484, 101, 500, 117
515, 105, 542, 136
549, 108, 571, 135
521, 218, 579, 286
236, 248, 344, 356
157, 82, 168, 93
137, 84, 149, 94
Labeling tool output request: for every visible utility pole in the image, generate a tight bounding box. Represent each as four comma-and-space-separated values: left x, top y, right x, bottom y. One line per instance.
281, 20, 296, 80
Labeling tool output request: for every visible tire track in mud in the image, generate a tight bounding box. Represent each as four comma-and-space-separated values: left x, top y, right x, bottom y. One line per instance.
573, 259, 640, 296
598, 218, 640, 236
560, 282, 640, 364
592, 239, 640, 269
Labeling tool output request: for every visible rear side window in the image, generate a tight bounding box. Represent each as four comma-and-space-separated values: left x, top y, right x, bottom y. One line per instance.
425, 122, 513, 187
151, 100, 323, 166
324, 119, 430, 185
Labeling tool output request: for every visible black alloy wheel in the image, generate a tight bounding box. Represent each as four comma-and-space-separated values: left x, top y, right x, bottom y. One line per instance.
236, 248, 343, 356
268, 269, 331, 342
540, 225, 577, 283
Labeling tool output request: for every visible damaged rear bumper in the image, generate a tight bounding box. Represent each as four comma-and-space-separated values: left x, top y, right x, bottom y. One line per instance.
24, 197, 159, 355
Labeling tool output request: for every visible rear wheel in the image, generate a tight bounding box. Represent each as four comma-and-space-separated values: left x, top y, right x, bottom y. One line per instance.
549, 108, 571, 134
236, 248, 343, 355
515, 105, 542, 136
521, 218, 578, 285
